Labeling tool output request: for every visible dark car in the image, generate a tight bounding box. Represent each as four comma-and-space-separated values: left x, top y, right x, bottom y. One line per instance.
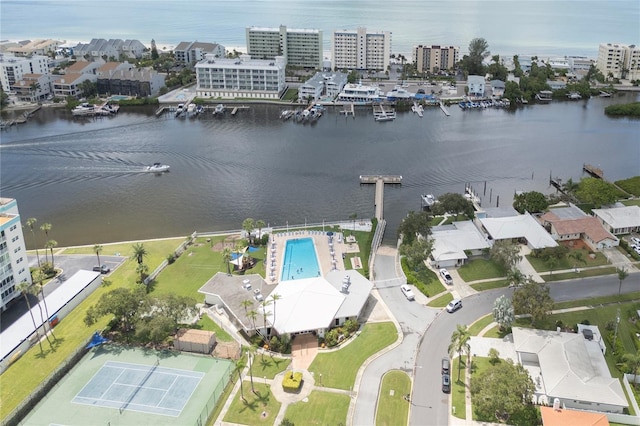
417, 88, 426, 94
441, 357, 450, 375
442, 374, 451, 393
93, 265, 110, 274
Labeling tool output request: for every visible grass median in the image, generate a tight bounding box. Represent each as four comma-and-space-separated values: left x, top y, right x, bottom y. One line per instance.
375, 370, 411, 426
285, 390, 350, 425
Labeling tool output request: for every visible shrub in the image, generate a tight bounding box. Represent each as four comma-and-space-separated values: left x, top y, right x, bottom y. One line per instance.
166, 253, 177, 264
282, 370, 303, 392
343, 319, 360, 334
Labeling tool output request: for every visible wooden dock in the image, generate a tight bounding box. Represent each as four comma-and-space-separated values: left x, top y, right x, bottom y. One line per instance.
439, 101, 450, 116
583, 164, 604, 179
231, 106, 249, 115
360, 175, 402, 219
341, 103, 355, 116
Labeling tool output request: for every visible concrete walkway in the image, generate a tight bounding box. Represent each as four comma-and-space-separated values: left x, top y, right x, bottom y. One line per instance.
516, 246, 544, 283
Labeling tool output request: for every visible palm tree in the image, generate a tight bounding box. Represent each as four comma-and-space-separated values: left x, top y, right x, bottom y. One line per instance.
29, 82, 41, 101
16, 280, 43, 353
247, 309, 258, 334
260, 299, 272, 345
623, 350, 640, 389
448, 324, 470, 381
136, 263, 149, 285
32, 269, 56, 341
94, 244, 103, 268
131, 243, 148, 265
27, 281, 54, 349
222, 247, 233, 275
25, 218, 41, 267
567, 250, 586, 271
255, 220, 266, 242
247, 344, 258, 394
561, 177, 579, 195
242, 218, 255, 245
270, 293, 281, 331
40, 223, 52, 263
45, 240, 58, 269
234, 356, 247, 402
617, 267, 629, 296
506, 268, 526, 288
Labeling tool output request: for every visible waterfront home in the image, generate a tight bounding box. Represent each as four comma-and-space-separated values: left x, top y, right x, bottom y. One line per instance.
467, 75, 485, 97
479, 210, 558, 250
490, 80, 505, 98
592, 205, 640, 235
429, 221, 491, 269
11, 73, 52, 101
298, 72, 347, 102
174, 41, 225, 66
539, 204, 619, 251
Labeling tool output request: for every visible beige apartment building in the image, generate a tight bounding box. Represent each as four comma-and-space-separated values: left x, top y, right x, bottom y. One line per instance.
596, 43, 640, 80
331, 27, 391, 71
413, 45, 459, 73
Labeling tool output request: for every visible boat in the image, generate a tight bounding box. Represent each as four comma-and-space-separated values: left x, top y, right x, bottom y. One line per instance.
416, 104, 424, 118
187, 103, 196, 115
386, 86, 415, 101
195, 105, 204, 115
175, 103, 184, 117
599, 91, 611, 97
421, 193, 436, 208
213, 104, 225, 115
71, 103, 96, 116
374, 110, 396, 121
567, 92, 582, 100
535, 91, 553, 103
146, 163, 170, 173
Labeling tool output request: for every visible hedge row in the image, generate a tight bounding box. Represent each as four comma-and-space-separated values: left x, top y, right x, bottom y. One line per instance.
282, 371, 303, 392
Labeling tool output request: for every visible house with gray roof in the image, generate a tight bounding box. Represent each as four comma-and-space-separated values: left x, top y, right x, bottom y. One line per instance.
592, 205, 640, 235
467, 75, 485, 97
73, 39, 146, 60
512, 327, 627, 413
174, 41, 225, 65
198, 270, 372, 339
429, 220, 491, 268
479, 212, 558, 250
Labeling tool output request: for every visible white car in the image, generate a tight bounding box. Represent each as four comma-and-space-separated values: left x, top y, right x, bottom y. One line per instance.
446, 299, 462, 313
630, 237, 640, 245
439, 268, 453, 285
400, 284, 416, 301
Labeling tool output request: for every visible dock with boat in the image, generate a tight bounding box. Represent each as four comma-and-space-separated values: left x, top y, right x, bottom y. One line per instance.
583, 164, 604, 179
411, 101, 424, 117
373, 104, 396, 121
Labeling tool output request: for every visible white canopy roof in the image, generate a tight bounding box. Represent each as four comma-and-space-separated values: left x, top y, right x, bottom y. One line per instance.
480, 213, 557, 249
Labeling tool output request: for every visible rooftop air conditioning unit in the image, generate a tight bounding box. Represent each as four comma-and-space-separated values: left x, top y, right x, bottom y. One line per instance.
582, 329, 594, 341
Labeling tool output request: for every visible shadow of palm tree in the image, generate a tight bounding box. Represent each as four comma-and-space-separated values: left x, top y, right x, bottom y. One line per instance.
34, 336, 65, 359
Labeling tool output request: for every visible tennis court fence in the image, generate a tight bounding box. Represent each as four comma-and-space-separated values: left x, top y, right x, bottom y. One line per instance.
194, 361, 233, 426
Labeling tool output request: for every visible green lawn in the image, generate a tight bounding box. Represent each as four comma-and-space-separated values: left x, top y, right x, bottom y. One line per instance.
526, 248, 609, 273
457, 259, 506, 282
467, 314, 494, 336
430, 216, 446, 226
195, 315, 233, 342
553, 292, 640, 310
402, 259, 446, 297
451, 358, 467, 419
251, 353, 291, 379
309, 322, 398, 390
427, 292, 453, 308
470, 279, 508, 291
223, 382, 281, 425
615, 176, 640, 196
542, 266, 617, 282
441, 214, 468, 225
61, 238, 185, 260
375, 370, 411, 426
285, 391, 350, 425
622, 199, 640, 207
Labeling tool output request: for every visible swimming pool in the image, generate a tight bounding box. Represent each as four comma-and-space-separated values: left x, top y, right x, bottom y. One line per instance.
281, 238, 320, 281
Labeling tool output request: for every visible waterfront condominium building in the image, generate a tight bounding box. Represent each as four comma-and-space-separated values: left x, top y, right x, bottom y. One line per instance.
195, 54, 286, 99
174, 41, 226, 65
0, 53, 50, 92
331, 27, 392, 71
246, 25, 323, 69
597, 43, 640, 80
413, 45, 460, 73
0, 198, 32, 311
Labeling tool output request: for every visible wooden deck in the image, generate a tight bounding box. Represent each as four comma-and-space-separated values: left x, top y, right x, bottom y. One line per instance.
360, 175, 402, 219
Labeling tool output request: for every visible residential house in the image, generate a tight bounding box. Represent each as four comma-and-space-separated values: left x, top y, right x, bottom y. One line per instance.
64, 59, 104, 75
195, 54, 286, 99
467, 75, 485, 97
479, 211, 558, 250
539, 205, 619, 251
11, 73, 52, 101
297, 72, 347, 102
97, 67, 165, 97
429, 221, 490, 268
490, 80, 505, 98
512, 327, 627, 414
174, 41, 225, 66
332, 27, 391, 71
73, 39, 146, 60
540, 406, 610, 426
592, 205, 640, 235
52, 72, 96, 98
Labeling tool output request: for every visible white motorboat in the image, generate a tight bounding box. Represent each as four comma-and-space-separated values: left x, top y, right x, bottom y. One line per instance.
421, 193, 436, 208
214, 104, 225, 115
146, 163, 170, 173
175, 103, 184, 117
71, 103, 96, 116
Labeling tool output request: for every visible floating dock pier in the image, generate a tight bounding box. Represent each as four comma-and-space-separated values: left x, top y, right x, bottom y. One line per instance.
360, 175, 402, 219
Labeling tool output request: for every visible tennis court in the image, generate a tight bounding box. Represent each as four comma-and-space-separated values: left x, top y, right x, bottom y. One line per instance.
73, 361, 204, 416
22, 345, 233, 426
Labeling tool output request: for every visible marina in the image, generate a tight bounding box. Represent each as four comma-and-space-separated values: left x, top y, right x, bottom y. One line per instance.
373, 104, 396, 121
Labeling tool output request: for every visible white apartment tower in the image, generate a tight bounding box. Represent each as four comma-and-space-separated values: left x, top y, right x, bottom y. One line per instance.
597, 43, 640, 80
246, 25, 323, 69
332, 27, 392, 71
0, 198, 32, 311
195, 54, 286, 99
413, 45, 460, 73
0, 53, 50, 92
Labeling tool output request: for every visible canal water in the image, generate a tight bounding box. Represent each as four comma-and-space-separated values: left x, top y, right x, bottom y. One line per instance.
1, 93, 638, 247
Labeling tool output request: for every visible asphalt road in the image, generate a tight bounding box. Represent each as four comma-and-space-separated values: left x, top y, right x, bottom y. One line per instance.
0, 254, 124, 331
409, 273, 640, 426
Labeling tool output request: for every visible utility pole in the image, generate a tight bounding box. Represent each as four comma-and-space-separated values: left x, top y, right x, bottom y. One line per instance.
613, 308, 621, 352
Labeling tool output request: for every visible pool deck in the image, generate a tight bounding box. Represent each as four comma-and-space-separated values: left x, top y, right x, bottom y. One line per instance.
269, 231, 348, 285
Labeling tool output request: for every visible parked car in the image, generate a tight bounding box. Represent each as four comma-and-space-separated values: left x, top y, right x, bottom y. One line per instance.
400, 284, 416, 301
446, 299, 462, 313
630, 237, 640, 245
442, 373, 451, 393
441, 357, 450, 375
92, 264, 110, 274
439, 268, 453, 285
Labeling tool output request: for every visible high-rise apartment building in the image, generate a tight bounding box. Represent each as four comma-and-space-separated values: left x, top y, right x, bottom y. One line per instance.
413, 45, 459, 73
0, 198, 32, 311
597, 43, 640, 80
246, 25, 323, 69
331, 27, 391, 71
0, 53, 50, 92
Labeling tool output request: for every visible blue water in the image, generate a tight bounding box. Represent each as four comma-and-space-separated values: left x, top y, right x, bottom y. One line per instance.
281, 238, 320, 281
